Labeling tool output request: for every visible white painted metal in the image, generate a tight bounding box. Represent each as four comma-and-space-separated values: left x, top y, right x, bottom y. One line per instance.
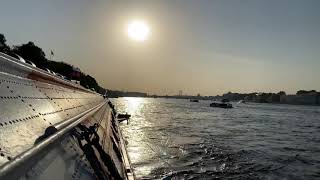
0, 53, 134, 180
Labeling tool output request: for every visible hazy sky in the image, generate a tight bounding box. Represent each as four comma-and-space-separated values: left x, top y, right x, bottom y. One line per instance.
1, 0, 320, 95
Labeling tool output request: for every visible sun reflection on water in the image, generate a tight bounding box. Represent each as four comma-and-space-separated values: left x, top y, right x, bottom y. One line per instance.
123, 97, 144, 116
116, 97, 174, 177
120, 97, 155, 176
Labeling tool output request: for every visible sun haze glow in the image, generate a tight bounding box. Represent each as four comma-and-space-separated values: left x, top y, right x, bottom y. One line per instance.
127, 20, 150, 42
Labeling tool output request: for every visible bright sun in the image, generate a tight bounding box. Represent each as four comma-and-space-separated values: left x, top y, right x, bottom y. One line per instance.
127, 20, 150, 42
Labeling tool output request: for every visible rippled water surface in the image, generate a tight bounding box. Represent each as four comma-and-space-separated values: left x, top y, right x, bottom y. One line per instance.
112, 97, 320, 179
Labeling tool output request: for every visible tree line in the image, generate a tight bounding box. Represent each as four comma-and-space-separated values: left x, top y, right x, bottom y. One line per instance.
0, 34, 106, 94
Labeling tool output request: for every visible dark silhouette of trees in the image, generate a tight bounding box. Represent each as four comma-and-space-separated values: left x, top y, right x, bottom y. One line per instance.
296, 90, 317, 95
47, 60, 73, 79
278, 91, 286, 96
0, 34, 11, 53
0, 33, 106, 94
13, 41, 48, 69
80, 74, 99, 91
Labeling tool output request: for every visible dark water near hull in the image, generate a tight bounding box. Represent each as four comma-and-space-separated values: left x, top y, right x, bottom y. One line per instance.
112, 98, 320, 179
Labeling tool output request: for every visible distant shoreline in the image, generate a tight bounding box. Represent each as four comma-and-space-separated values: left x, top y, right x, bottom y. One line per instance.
109, 93, 320, 107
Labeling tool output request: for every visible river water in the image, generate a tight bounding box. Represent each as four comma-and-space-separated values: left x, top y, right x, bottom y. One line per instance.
112, 97, 320, 179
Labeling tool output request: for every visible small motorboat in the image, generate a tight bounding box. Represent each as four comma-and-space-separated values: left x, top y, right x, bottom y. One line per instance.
117, 113, 131, 124
210, 102, 233, 108
117, 113, 131, 119
190, 99, 199, 102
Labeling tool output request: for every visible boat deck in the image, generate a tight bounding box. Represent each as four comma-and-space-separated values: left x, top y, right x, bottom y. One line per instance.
0, 53, 134, 180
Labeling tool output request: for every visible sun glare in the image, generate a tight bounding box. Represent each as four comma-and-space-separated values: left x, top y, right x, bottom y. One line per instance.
127, 20, 150, 42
